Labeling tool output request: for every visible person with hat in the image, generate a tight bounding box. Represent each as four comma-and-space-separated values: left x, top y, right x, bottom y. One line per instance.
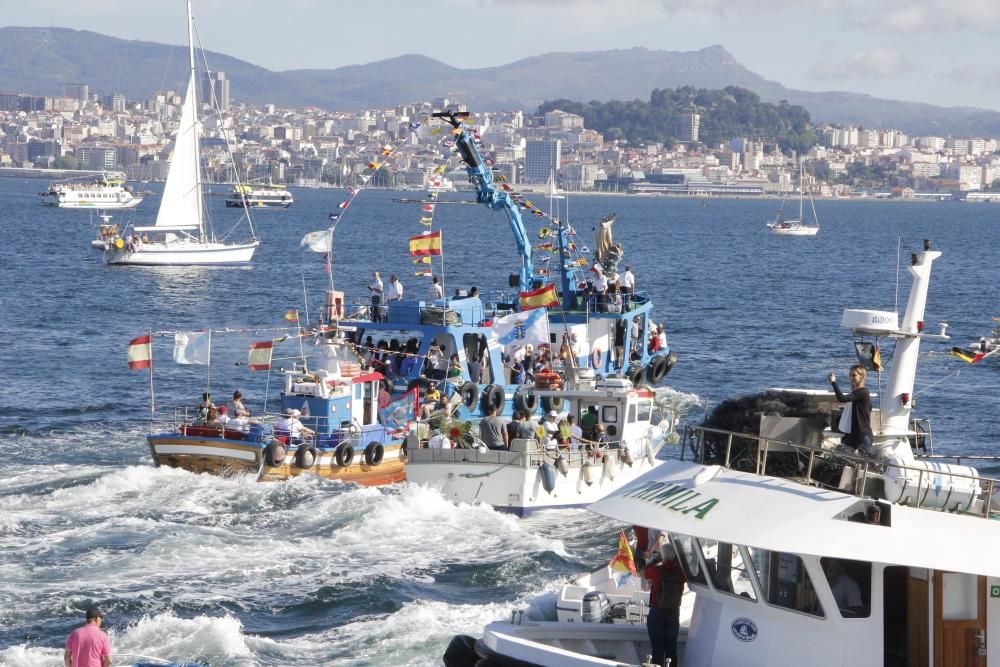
276, 408, 314, 443
65, 606, 111, 667
643, 541, 686, 667
542, 410, 561, 449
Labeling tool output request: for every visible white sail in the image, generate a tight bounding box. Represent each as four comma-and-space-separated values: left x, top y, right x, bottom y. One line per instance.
153, 70, 203, 234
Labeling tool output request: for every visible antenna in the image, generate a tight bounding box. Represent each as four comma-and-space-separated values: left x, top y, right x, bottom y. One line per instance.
894, 237, 901, 314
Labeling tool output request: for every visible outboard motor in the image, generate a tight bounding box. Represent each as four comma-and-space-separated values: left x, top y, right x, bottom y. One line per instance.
581, 591, 610, 623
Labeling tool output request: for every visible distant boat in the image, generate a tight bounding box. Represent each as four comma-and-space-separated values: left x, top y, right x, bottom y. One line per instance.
103, 0, 259, 266
768, 161, 819, 237
225, 182, 294, 208
40, 171, 143, 209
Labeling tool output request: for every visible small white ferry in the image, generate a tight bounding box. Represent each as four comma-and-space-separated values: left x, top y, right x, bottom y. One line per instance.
405, 373, 674, 515
453, 240, 1000, 666
225, 183, 294, 208
41, 172, 143, 209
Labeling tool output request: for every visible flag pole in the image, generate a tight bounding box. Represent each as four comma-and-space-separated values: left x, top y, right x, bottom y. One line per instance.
301, 273, 311, 327
148, 328, 156, 422
205, 330, 212, 400
263, 340, 273, 415
439, 230, 445, 303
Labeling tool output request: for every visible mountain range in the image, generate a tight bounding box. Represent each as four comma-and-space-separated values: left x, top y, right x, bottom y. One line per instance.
3, 26, 1000, 137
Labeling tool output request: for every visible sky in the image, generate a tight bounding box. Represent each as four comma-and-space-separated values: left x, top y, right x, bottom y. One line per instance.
3, 0, 1000, 111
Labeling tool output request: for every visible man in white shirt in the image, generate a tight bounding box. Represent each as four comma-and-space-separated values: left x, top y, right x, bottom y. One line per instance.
592, 269, 608, 294
386, 274, 404, 301
276, 409, 314, 442
542, 410, 561, 449
429, 431, 452, 449
429, 275, 443, 301
620, 266, 635, 297
656, 324, 668, 351
368, 271, 384, 322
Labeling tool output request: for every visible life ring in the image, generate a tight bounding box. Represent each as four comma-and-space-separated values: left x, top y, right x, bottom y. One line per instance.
646, 355, 668, 385
513, 389, 538, 415
294, 445, 317, 469
265, 441, 286, 467
335, 442, 355, 468
590, 347, 603, 369
459, 382, 479, 408
541, 395, 564, 413
480, 384, 505, 412
627, 364, 644, 387
364, 442, 385, 466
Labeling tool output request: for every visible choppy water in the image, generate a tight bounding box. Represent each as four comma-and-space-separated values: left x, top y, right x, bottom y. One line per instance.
0, 178, 997, 665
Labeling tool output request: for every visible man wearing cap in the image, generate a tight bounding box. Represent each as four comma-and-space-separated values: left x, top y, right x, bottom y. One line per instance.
65, 607, 111, 667
276, 409, 314, 442
542, 410, 561, 449
643, 542, 686, 667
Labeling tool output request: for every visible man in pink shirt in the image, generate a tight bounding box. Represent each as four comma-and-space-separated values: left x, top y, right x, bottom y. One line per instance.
64, 607, 111, 667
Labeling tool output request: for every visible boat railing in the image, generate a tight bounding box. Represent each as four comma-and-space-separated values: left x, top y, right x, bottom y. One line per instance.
682, 424, 1000, 519
407, 436, 630, 468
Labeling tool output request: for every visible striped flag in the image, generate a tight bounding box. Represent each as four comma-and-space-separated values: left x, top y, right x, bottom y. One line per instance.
284, 310, 299, 322
248, 340, 274, 371
412, 257, 432, 264
951, 347, 987, 364
409, 230, 442, 256
519, 284, 558, 311
414, 269, 433, 277
127, 335, 152, 370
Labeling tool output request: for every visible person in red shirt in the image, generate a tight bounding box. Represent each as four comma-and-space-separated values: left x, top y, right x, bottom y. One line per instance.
64, 607, 111, 667
643, 543, 686, 667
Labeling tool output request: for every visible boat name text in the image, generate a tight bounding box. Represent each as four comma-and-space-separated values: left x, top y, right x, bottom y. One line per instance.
622, 481, 719, 519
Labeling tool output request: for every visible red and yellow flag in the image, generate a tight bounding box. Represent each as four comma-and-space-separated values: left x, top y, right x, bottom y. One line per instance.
409, 230, 442, 256
608, 529, 637, 586
519, 284, 558, 311
127, 335, 152, 370
284, 310, 299, 322
248, 340, 274, 371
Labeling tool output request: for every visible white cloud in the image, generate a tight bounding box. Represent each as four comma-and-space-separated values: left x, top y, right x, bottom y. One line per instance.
807, 48, 911, 80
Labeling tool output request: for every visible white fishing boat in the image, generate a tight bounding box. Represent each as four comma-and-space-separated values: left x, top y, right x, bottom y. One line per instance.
225, 182, 294, 208
103, 0, 258, 266
405, 373, 676, 516
454, 240, 1000, 666
40, 171, 143, 209
768, 161, 819, 236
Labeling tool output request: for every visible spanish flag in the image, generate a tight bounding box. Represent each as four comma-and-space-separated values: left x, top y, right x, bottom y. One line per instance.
284, 310, 299, 322
608, 529, 637, 587
248, 340, 274, 371
412, 257, 432, 264
409, 230, 442, 256
414, 270, 433, 277
519, 284, 558, 311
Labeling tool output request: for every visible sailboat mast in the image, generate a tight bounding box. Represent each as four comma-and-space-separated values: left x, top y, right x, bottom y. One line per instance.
798, 160, 804, 222
187, 0, 206, 242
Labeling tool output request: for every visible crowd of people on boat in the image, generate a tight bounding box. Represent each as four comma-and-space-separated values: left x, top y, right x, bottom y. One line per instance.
193, 390, 253, 433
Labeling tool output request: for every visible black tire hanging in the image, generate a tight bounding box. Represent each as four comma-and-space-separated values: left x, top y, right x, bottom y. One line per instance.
294, 445, 317, 469
480, 384, 505, 412
541, 395, 564, 413
513, 389, 538, 415
265, 441, 287, 467
459, 382, 480, 408
364, 442, 385, 466
335, 443, 355, 468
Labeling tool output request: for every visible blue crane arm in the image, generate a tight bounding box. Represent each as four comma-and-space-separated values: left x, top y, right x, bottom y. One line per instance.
432, 111, 534, 294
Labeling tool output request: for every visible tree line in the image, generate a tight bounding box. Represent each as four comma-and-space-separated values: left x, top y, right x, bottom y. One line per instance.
538, 85, 815, 154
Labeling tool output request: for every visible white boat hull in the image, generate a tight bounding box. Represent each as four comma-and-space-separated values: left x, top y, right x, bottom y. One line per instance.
42, 193, 143, 209
104, 240, 259, 265
406, 443, 665, 515
768, 224, 819, 236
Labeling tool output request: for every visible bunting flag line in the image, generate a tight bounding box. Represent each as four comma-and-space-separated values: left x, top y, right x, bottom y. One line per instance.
409, 230, 443, 256
608, 529, 638, 588
173, 331, 211, 365
248, 340, 274, 371
519, 284, 559, 311
328, 212, 340, 221
284, 310, 300, 322
414, 269, 433, 277
127, 335, 152, 370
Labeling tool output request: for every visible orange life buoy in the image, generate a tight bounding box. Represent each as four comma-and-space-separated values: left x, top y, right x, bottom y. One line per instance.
590, 347, 602, 369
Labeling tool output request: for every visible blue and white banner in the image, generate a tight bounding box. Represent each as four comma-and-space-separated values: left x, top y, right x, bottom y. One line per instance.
492, 308, 550, 352
173, 331, 211, 365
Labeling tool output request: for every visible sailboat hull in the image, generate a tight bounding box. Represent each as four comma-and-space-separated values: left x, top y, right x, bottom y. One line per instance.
104, 240, 259, 265
768, 225, 819, 236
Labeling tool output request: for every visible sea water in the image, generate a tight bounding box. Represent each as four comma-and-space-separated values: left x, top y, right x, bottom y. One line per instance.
0, 178, 997, 665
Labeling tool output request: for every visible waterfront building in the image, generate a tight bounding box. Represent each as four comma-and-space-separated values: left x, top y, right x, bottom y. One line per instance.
524, 139, 561, 184
202, 71, 230, 111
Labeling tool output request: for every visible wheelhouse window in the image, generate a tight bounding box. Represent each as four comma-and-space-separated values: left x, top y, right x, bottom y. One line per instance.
746, 547, 823, 617
637, 400, 652, 422
699, 540, 757, 601
601, 405, 619, 424
820, 557, 871, 618
670, 534, 707, 587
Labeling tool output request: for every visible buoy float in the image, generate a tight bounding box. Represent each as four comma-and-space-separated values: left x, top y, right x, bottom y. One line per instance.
603, 454, 616, 481
554, 454, 569, 476
114, 238, 125, 249
539, 462, 557, 494
581, 461, 594, 486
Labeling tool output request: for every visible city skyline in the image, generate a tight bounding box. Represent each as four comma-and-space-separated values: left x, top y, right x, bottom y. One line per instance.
3, 0, 1000, 112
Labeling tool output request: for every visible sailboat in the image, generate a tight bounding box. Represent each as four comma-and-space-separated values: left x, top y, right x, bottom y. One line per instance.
104, 0, 259, 266
767, 161, 819, 237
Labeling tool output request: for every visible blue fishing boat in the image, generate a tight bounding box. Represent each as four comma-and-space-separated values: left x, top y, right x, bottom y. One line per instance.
326, 110, 676, 420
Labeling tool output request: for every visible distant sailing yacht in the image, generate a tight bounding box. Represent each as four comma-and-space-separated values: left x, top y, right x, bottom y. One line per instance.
767, 161, 820, 237
104, 0, 259, 266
